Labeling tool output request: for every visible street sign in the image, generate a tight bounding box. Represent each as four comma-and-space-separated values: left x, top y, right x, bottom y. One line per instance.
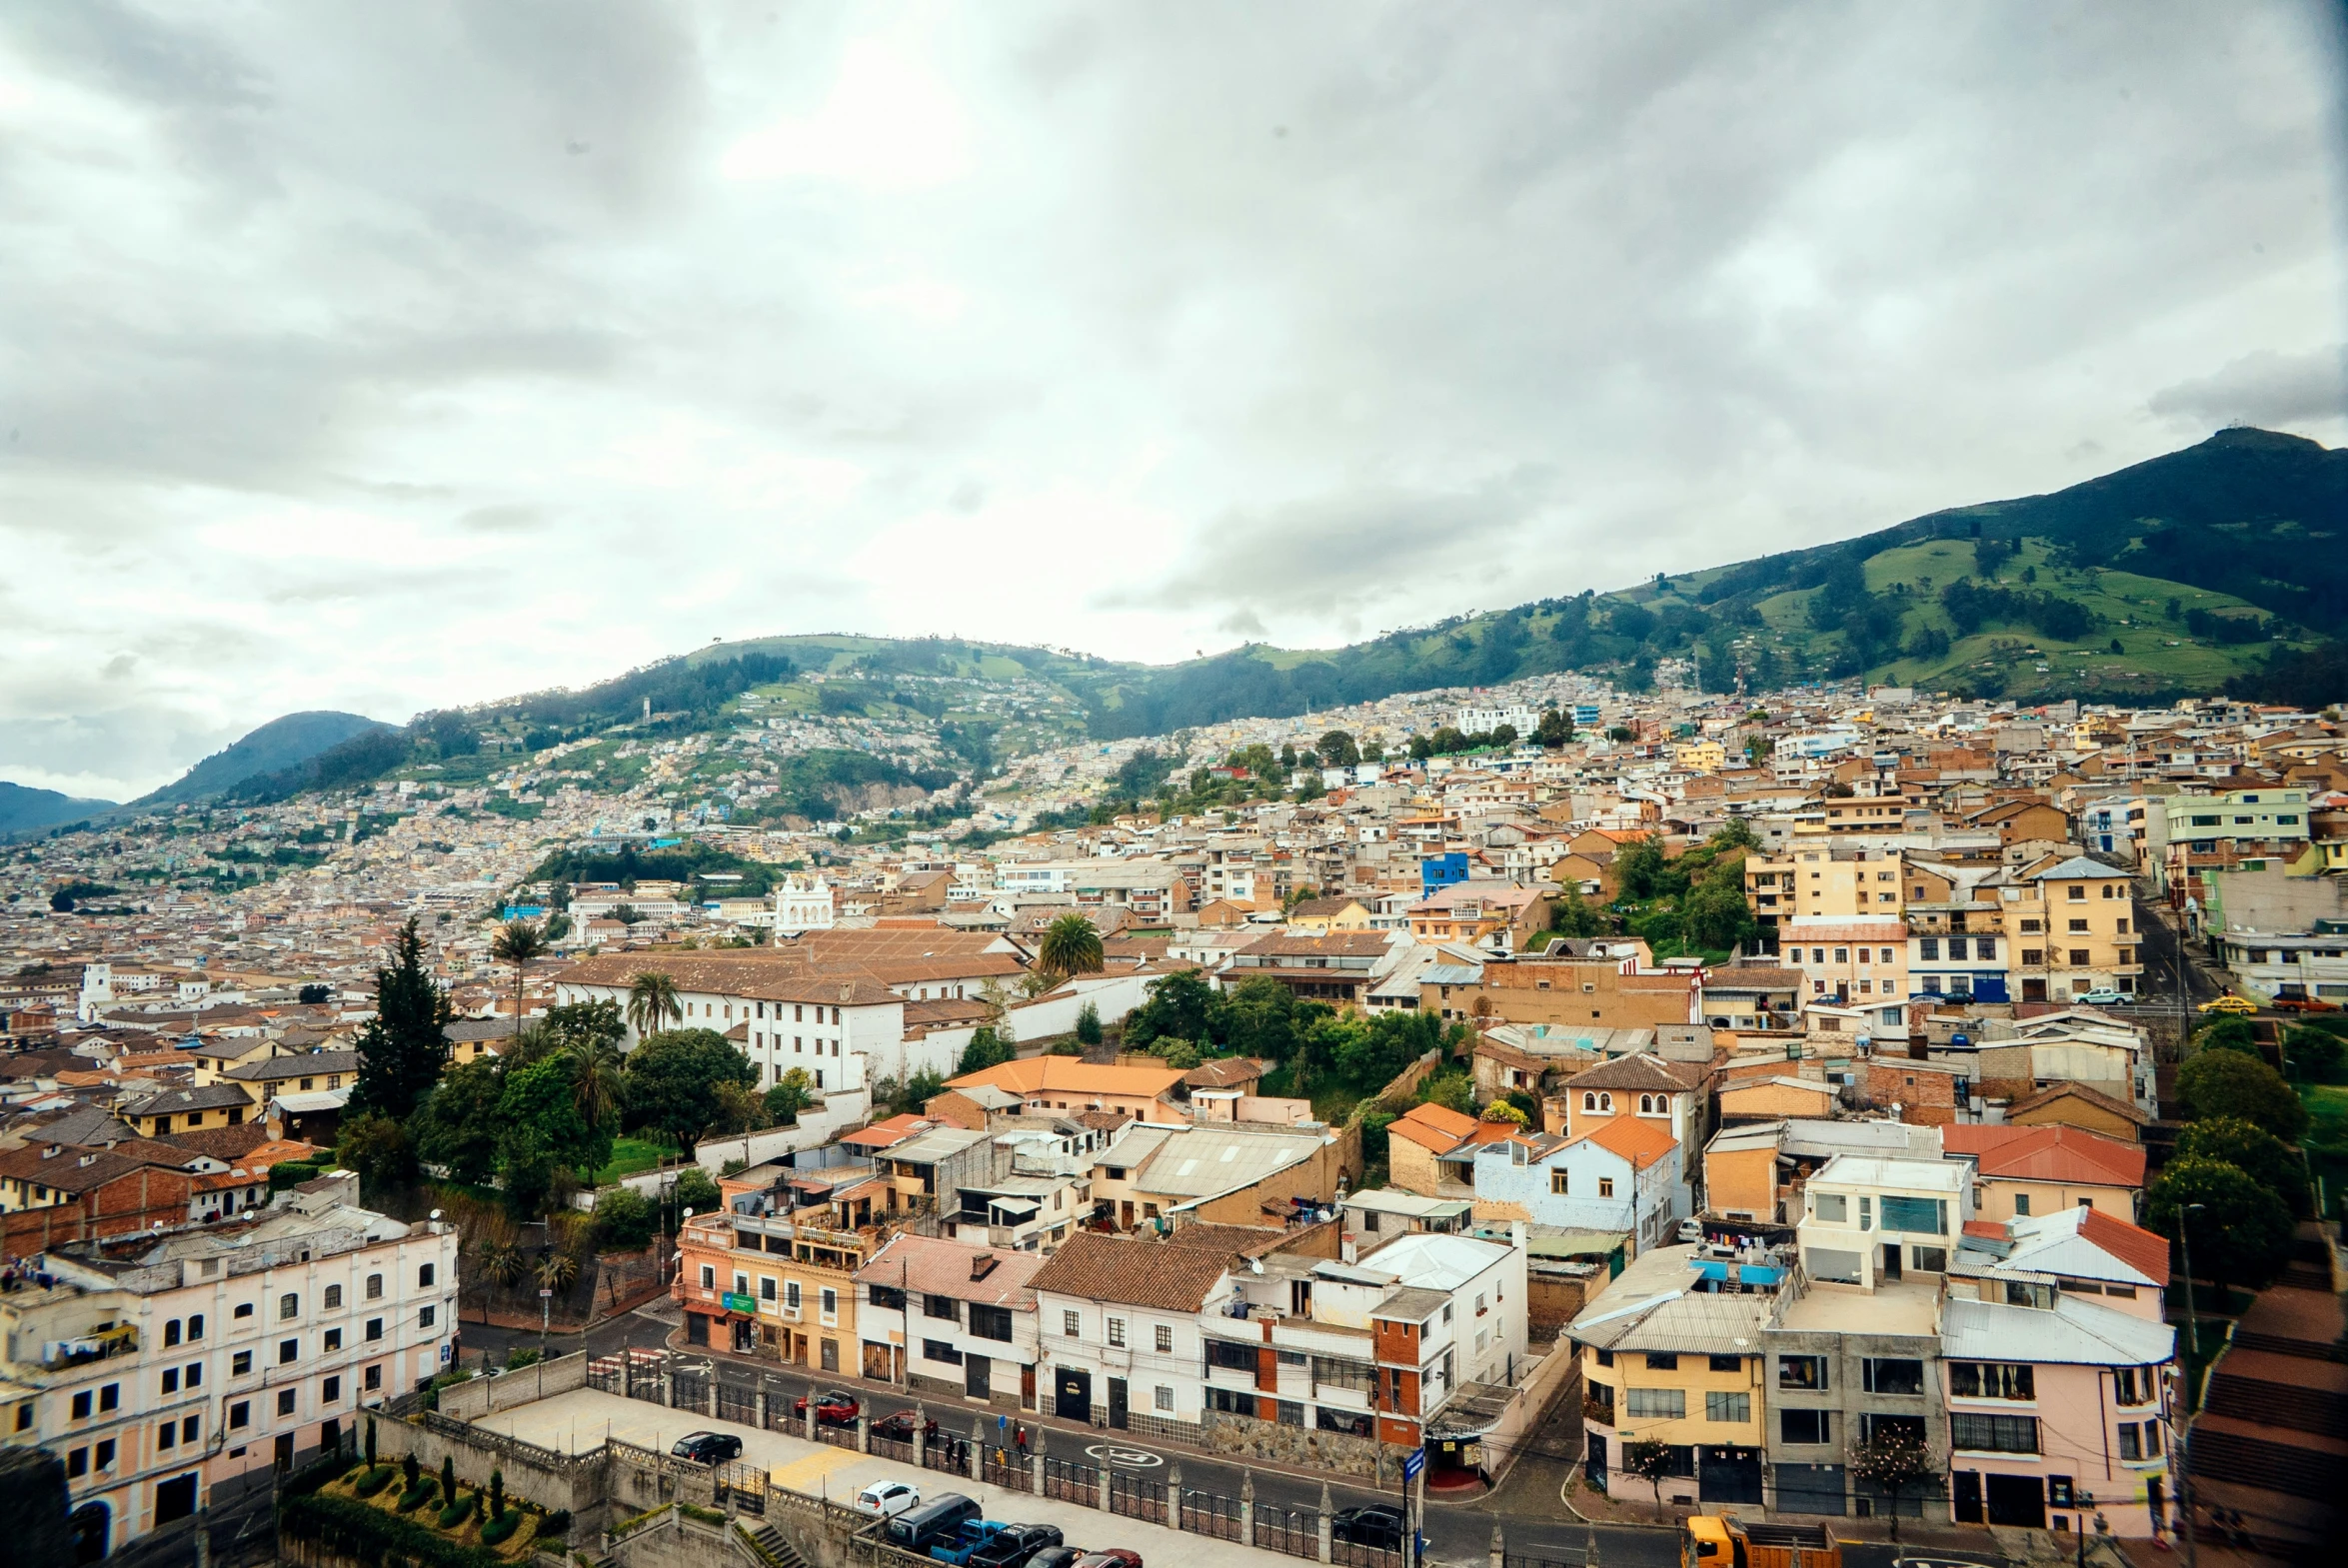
539, 1288, 552, 1298
722, 1291, 758, 1313
1401, 1449, 1424, 1481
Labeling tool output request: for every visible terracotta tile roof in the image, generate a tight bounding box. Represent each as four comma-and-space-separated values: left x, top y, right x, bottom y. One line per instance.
2077, 1207, 2171, 1286
2005, 1080, 2150, 1127
946, 1058, 1185, 1098
1386, 1101, 1478, 1153
1941, 1124, 2145, 1187
841, 1114, 938, 1149
1563, 1053, 1701, 1091
855, 1232, 1045, 1306
1569, 1115, 1679, 1170
1182, 1057, 1268, 1091
1028, 1231, 1233, 1312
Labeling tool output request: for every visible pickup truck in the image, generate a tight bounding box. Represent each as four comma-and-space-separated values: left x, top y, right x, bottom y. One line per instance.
930, 1521, 1011, 1566
1683, 1516, 1840, 1568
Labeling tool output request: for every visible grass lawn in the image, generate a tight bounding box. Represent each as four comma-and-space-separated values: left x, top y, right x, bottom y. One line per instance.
594, 1136, 678, 1185
2298, 1084, 2348, 1219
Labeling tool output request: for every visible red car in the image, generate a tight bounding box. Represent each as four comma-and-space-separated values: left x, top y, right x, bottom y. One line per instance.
1073, 1553, 1142, 1568
793, 1388, 860, 1426
2273, 996, 2341, 1013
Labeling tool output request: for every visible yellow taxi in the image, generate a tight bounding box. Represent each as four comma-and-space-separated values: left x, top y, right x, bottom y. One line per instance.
2199, 994, 2258, 1016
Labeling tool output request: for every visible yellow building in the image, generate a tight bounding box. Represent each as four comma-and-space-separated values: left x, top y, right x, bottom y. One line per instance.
1674, 740, 1728, 773
113, 1083, 257, 1137
1569, 1243, 1774, 1506
1998, 854, 2142, 1002
1744, 846, 1904, 931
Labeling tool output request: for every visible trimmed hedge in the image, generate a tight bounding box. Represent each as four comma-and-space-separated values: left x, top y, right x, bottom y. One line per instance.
480, 1511, 523, 1547
398, 1481, 439, 1513
353, 1466, 397, 1498
282, 1490, 506, 1568
438, 1493, 477, 1530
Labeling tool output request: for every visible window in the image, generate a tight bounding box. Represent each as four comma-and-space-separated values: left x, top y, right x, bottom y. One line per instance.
233, 1350, 254, 1375
364, 1318, 383, 1342
968, 1304, 1014, 1342
1205, 1339, 1256, 1372
189, 1313, 204, 1340
1624, 1387, 1684, 1419
2022, 948, 2043, 965
2013, 1193, 2032, 1216
229, 1401, 251, 1430
1813, 1193, 1846, 1223
1063, 1310, 1081, 1337
279, 1339, 299, 1365
700, 1264, 717, 1289
1919, 937, 1939, 961
163, 1368, 180, 1395
323, 1376, 341, 1403
419, 1305, 437, 1329
1879, 1196, 1946, 1236
786, 1281, 802, 1311
279, 1293, 300, 1320
2068, 918, 2089, 933
1108, 1317, 1127, 1348
1645, 1352, 1679, 1371
1708, 1354, 1742, 1373
761, 1277, 778, 1303
1949, 1362, 2035, 1400
1276, 1348, 1308, 1367
924, 1293, 959, 1321
1598, 1177, 1615, 1198
68, 1449, 88, 1479
366, 1274, 383, 1300
923, 1339, 964, 1366
1550, 1170, 1569, 1195
99, 1383, 118, 1412
1863, 1413, 1928, 1447
821, 1287, 839, 1322
1779, 1356, 1828, 1391
159, 1420, 176, 1450
186, 1363, 202, 1388
1205, 1387, 1255, 1416
868, 1284, 906, 1311
1705, 1391, 1750, 1422
1155, 1386, 1174, 1413
1951, 1413, 2040, 1453
2113, 1366, 2154, 1406
2117, 1424, 2142, 1462
2070, 948, 2091, 965
1779, 1408, 1831, 1444
71, 1391, 92, 1420
1155, 1324, 1174, 1354
2067, 886, 2086, 900
324, 1284, 343, 1310
165, 1319, 182, 1347
419, 1263, 435, 1288
276, 1389, 296, 1416
95, 1439, 115, 1472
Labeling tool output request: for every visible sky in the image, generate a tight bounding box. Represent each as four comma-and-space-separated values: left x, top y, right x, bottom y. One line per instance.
3, 2, 2345, 801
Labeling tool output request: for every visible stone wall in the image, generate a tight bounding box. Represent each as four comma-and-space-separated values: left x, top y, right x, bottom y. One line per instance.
436, 1348, 591, 1422
1190, 1408, 1389, 1479
364, 1409, 606, 1522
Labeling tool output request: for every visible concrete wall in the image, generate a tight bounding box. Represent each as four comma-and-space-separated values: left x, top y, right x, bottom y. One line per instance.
436, 1349, 591, 1421
364, 1407, 607, 1519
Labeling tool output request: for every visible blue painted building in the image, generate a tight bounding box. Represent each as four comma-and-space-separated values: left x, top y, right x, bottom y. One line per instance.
1421, 851, 1471, 897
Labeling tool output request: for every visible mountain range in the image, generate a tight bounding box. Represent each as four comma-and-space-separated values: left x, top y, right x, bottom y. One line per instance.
33, 424, 2345, 826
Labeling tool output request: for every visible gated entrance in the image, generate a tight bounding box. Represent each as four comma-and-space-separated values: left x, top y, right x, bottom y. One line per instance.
1055, 1368, 1092, 1421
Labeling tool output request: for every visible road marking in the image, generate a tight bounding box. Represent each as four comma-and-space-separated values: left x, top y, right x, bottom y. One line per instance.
1085, 1443, 1164, 1469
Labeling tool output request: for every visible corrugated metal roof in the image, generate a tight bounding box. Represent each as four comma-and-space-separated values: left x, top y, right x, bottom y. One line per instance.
1942, 1294, 2173, 1365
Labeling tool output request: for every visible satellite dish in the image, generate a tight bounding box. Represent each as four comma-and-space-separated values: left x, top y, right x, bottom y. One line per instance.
430, 1209, 443, 1221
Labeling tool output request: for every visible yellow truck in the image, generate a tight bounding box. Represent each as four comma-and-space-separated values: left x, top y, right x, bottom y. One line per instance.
1682, 1516, 1841, 1568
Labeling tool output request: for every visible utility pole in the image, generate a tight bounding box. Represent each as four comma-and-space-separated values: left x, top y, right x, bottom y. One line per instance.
2174, 1201, 2205, 1568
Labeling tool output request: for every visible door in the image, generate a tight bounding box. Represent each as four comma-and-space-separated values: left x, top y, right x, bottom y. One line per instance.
2022, 977, 2047, 1002
154, 1474, 198, 1527
71, 1503, 109, 1565
321, 1417, 340, 1457
966, 1354, 992, 1401
1108, 1377, 1129, 1429
1953, 1471, 1983, 1523
1697, 1446, 1763, 1505
1055, 1367, 1092, 1421
1772, 1463, 1845, 1516
1985, 1473, 2045, 1528
732, 1318, 754, 1353
1881, 1243, 1903, 1281
1022, 1365, 1037, 1410
821, 1338, 840, 1373
1121, 1201, 1135, 1228
273, 1432, 295, 1472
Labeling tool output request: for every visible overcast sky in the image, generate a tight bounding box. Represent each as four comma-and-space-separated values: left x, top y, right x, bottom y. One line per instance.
4, 2, 2345, 800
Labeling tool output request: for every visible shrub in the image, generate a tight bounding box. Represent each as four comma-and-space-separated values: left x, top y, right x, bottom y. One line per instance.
354, 1466, 397, 1498
2285, 1025, 2348, 1084
403, 1453, 421, 1491
2177, 1048, 2308, 1139
438, 1492, 477, 1530
505, 1347, 542, 1371
480, 1511, 523, 1547
283, 1489, 506, 1568
593, 1186, 657, 1251
545, 1510, 572, 1538
673, 1166, 721, 1213
489, 1469, 505, 1522
398, 1481, 439, 1513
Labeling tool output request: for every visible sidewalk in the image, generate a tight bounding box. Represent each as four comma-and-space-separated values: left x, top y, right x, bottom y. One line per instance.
1561, 1474, 2010, 1561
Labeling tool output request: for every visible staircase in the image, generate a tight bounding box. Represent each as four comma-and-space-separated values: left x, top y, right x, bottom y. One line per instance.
738, 1521, 809, 1568
2201, 1373, 2348, 1437
2186, 1426, 2342, 1500
2279, 1258, 2333, 1292
2229, 1329, 2348, 1361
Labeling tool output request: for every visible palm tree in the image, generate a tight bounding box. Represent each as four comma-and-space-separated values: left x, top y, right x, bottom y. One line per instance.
626, 970, 681, 1040
491, 920, 550, 1041
476, 1234, 526, 1322
567, 1037, 626, 1129
1036, 913, 1105, 982
534, 1249, 580, 1294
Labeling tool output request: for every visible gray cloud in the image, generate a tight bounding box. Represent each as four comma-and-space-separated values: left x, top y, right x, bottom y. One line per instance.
0, 1, 2341, 794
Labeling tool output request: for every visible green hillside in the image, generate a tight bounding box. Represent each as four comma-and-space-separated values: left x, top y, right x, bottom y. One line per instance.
128, 710, 390, 808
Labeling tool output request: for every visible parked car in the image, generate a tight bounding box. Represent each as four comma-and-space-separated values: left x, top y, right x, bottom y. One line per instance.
887, 1495, 984, 1555
2201, 994, 2258, 1015
870, 1409, 921, 1443
670, 1431, 743, 1466
2076, 988, 2129, 1006
929, 1521, 1011, 1566
855, 1480, 923, 1519
1330, 1506, 1406, 1552
1072, 1552, 1143, 1568
968, 1524, 1064, 1568
1674, 1217, 1704, 1244
1023, 1549, 1085, 1568
2273, 995, 2342, 1013
793, 1388, 861, 1426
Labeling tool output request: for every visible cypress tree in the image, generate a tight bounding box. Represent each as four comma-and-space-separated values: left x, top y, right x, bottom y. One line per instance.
351, 917, 452, 1120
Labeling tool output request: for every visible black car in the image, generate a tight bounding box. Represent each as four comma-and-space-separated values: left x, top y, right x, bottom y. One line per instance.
1023, 1549, 1084, 1568
969, 1525, 1064, 1568
670, 1431, 744, 1465
1329, 1506, 1405, 1551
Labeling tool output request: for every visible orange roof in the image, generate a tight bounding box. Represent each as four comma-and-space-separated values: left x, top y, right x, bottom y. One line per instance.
1569, 1115, 1678, 1170
2077, 1206, 2170, 1285
1941, 1124, 2145, 1187
842, 1113, 938, 1148
946, 1057, 1186, 1098
1385, 1101, 1478, 1153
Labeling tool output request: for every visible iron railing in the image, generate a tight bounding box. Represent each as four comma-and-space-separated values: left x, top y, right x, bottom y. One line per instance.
1256, 1505, 1320, 1560
1042, 1457, 1099, 1505
1108, 1472, 1166, 1525
1179, 1489, 1241, 1541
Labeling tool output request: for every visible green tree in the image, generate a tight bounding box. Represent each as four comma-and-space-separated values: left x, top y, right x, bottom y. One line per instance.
350, 917, 452, 1121
900, 1066, 945, 1113
1846, 1427, 1935, 1542
625, 1028, 757, 1151
1618, 1439, 1675, 1506
1036, 914, 1106, 981
673, 1165, 721, 1214
2144, 1156, 2295, 1295
567, 1035, 627, 1131
1126, 968, 1220, 1048
2174, 1116, 2309, 1214
540, 998, 626, 1054
413, 1058, 506, 1186
625, 970, 682, 1037
499, 1055, 612, 1188
2193, 1015, 2261, 1056
335, 1111, 417, 1195
593, 1186, 657, 1250
1075, 1001, 1104, 1046
713, 1079, 767, 1167
1422, 1070, 1475, 1115
764, 1066, 818, 1126
490, 919, 550, 1042
957, 1025, 1015, 1075
1533, 709, 1572, 748
1220, 974, 1300, 1062
2177, 1047, 2308, 1140
2283, 1024, 2347, 1083
1612, 835, 1674, 901
1682, 879, 1758, 952
1316, 730, 1360, 768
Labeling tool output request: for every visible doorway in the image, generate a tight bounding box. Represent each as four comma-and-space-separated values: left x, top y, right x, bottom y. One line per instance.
966, 1354, 992, 1401
71, 1503, 110, 1565
273, 1432, 295, 1472
154, 1474, 198, 1527
2022, 978, 2048, 1002
1108, 1378, 1129, 1430
1881, 1244, 1903, 1281
1986, 1473, 2045, 1528
1055, 1367, 1092, 1421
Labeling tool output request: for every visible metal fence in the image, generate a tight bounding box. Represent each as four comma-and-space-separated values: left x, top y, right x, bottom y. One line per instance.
1503, 1552, 1587, 1568
981, 1450, 1034, 1493
869, 1432, 914, 1466
588, 1348, 671, 1403
924, 1434, 974, 1475
1333, 1540, 1405, 1568
816, 1420, 860, 1451
674, 1368, 711, 1411
1255, 1505, 1320, 1560
1108, 1472, 1166, 1525
1042, 1456, 1099, 1506
717, 1461, 767, 1517
718, 1382, 758, 1426
1179, 1489, 1242, 1541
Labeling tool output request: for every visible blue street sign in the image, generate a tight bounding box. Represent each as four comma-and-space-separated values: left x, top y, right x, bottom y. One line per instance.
1401, 1450, 1424, 1480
